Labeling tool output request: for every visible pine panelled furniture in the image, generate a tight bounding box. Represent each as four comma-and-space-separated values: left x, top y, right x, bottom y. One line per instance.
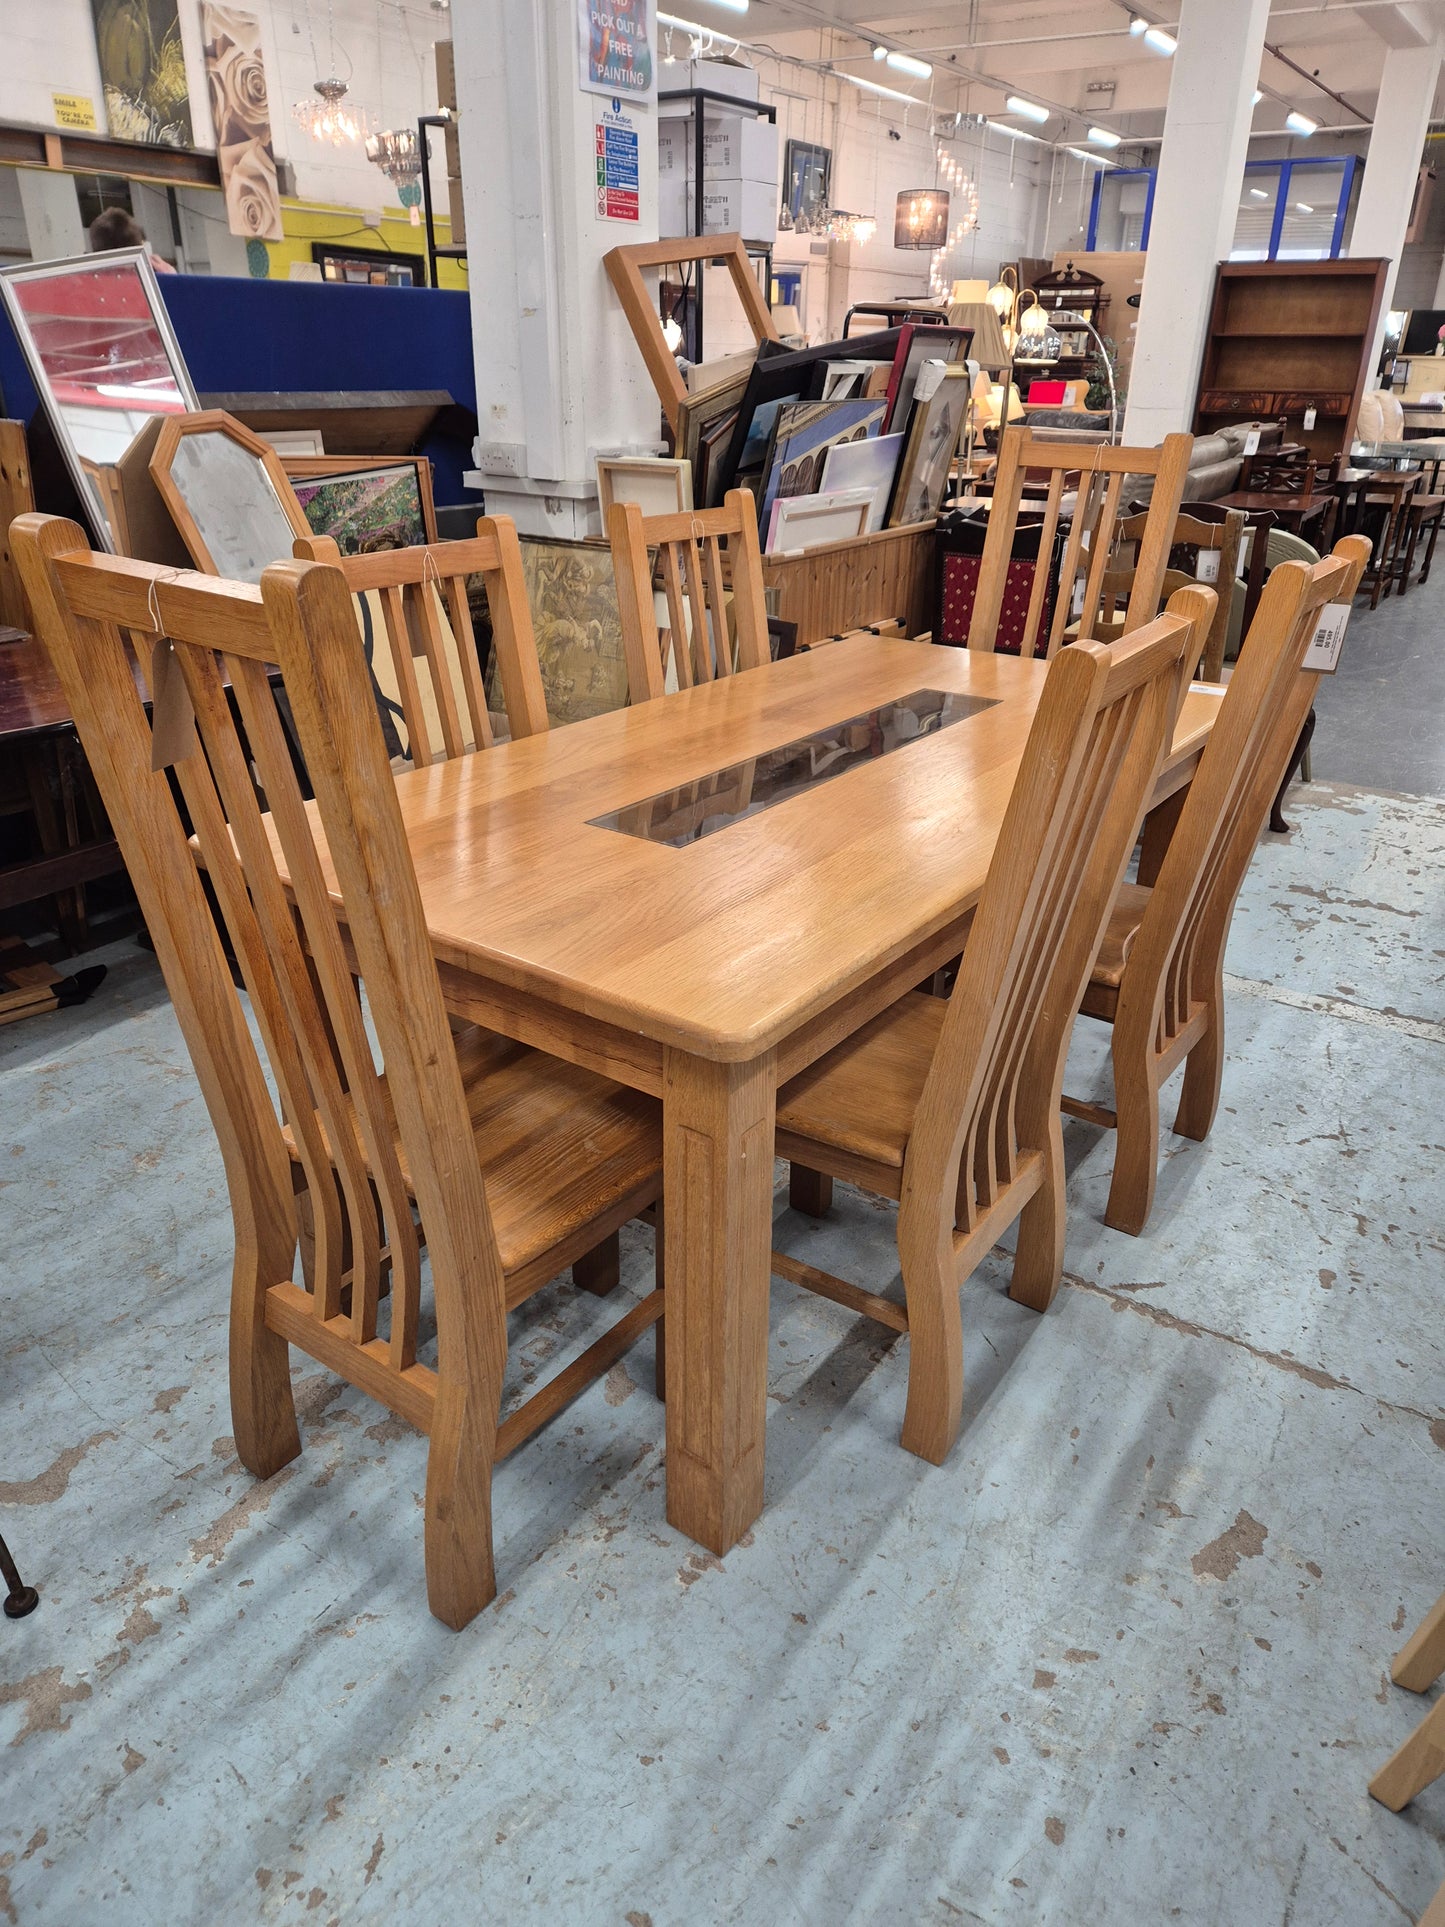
1062, 536, 1372, 1235
759, 520, 937, 648
607, 489, 771, 701
17, 515, 1230, 1571
965, 430, 1194, 660
774, 599, 1207, 1465
1192, 258, 1389, 469
1370, 1586, 1445, 1813
15, 515, 667, 1630
293, 525, 550, 755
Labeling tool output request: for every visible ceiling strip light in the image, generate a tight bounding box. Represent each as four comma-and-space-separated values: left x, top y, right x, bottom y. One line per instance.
1143, 26, 1177, 54
1005, 94, 1050, 123
1285, 110, 1320, 135
886, 50, 933, 79
1066, 147, 1115, 168
843, 72, 924, 105
985, 117, 1047, 145
1087, 125, 1122, 148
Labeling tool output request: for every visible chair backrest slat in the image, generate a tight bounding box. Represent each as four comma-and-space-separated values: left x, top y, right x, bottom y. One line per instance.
900, 590, 1211, 1251
1114, 505, 1246, 681
1122, 535, 1372, 1057
293, 520, 548, 754
970, 431, 1194, 659
607, 489, 771, 702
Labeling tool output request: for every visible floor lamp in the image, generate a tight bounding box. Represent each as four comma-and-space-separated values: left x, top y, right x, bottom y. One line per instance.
1021, 305, 1119, 443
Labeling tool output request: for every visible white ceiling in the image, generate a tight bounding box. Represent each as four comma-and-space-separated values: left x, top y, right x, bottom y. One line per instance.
696, 0, 1445, 143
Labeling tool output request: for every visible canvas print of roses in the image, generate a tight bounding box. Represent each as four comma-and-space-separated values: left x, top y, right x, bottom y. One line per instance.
202, 5, 284, 243
90, 0, 193, 146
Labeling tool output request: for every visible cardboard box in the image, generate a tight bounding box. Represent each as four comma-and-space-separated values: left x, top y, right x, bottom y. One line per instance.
657, 119, 689, 178
435, 40, 456, 110
659, 168, 692, 238
702, 114, 778, 185
701, 178, 776, 242
443, 118, 461, 177
687, 58, 758, 102
447, 175, 465, 248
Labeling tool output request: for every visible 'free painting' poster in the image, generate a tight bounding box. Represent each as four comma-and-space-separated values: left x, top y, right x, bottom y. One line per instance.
577, 0, 653, 99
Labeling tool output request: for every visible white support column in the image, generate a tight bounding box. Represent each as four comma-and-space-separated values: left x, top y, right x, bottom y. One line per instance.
1124, 0, 1271, 444
1352, 40, 1442, 368
451, 0, 661, 537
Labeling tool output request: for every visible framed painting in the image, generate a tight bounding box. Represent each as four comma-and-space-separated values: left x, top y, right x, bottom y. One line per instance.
91, 0, 193, 146
479, 536, 630, 727
783, 140, 831, 228
888, 364, 971, 526
291, 462, 429, 554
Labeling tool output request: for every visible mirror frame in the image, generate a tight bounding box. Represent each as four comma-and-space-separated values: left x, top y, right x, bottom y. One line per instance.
0, 247, 199, 554
149, 408, 311, 576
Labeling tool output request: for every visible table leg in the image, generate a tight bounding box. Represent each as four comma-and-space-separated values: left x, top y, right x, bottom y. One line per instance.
663, 1046, 775, 1555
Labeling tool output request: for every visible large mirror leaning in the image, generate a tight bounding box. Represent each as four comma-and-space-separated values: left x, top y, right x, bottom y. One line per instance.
0, 247, 198, 553
149, 409, 310, 582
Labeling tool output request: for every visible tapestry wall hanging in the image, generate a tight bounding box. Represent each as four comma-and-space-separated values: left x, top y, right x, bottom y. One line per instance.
90, 0, 193, 146
202, 5, 284, 242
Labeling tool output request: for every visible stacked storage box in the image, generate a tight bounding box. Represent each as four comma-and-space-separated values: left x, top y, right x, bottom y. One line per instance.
658, 61, 778, 241
435, 40, 464, 247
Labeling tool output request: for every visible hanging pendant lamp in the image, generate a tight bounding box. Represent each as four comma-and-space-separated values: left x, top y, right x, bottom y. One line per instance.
894, 187, 950, 249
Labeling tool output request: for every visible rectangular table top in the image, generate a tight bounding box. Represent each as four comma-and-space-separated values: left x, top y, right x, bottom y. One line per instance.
301, 638, 1222, 1063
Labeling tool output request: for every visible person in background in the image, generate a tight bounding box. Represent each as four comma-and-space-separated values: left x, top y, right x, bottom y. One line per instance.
88, 207, 176, 272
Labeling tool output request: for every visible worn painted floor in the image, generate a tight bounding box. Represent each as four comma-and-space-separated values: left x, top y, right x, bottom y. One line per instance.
2, 778, 1442, 1926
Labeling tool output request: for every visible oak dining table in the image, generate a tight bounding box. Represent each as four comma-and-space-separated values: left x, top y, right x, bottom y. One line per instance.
308, 635, 1225, 1556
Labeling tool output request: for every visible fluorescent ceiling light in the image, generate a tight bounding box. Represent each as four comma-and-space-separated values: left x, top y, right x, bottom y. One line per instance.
1248, 187, 1268, 199
985, 117, 1047, 145
1087, 125, 1122, 148
696, 0, 748, 10
1143, 26, 1177, 54
886, 50, 933, 79
843, 71, 922, 105
1294, 202, 1313, 213
1129, 14, 1148, 33
1006, 95, 1050, 123
1066, 147, 1114, 167
1253, 90, 1264, 104
1286, 110, 1319, 135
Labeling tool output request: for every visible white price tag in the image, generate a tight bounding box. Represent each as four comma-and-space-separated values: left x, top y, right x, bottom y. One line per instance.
1302, 600, 1350, 674
1195, 549, 1221, 583
1303, 406, 1317, 431
1071, 575, 1086, 617
1243, 429, 1261, 457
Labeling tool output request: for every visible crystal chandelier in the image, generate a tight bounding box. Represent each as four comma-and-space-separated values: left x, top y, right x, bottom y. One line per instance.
366, 127, 423, 193
825, 210, 877, 244
294, 77, 371, 146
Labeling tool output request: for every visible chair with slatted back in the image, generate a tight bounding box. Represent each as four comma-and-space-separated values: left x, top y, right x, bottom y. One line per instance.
965, 429, 1194, 660
606, 488, 771, 702
773, 592, 1210, 1465
1369, 1584, 1445, 1815
15, 512, 665, 1630
293, 520, 549, 760
1093, 507, 1245, 682
1061, 535, 1372, 1236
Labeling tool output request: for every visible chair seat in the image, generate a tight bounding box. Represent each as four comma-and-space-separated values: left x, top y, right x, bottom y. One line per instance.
777, 990, 945, 1178
284, 1026, 661, 1286
1089, 880, 1154, 989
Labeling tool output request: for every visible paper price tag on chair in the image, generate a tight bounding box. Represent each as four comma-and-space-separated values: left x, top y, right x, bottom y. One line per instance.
1302, 600, 1350, 674
1243, 429, 1261, 457
1195, 550, 1221, 583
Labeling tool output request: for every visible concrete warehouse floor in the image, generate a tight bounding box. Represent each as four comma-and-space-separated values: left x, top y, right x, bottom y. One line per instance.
1, 610, 1443, 1922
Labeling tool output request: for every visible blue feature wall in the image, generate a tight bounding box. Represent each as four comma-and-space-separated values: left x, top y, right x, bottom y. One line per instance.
0, 277, 477, 507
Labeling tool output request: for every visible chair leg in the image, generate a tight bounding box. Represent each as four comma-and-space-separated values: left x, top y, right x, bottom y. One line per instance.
652, 1213, 666, 1402
0, 1532, 39, 1618
1269, 707, 1316, 835
230, 1245, 302, 1483
1103, 1039, 1161, 1238
1174, 987, 1225, 1145
789, 1165, 834, 1217
1394, 1588, 1445, 1694
1368, 1693, 1445, 1812
1399, 511, 1422, 598
1420, 1876, 1445, 1927
897, 1233, 964, 1466
1420, 510, 1443, 586
1010, 1112, 1066, 1311
573, 1230, 621, 1297
425, 1381, 497, 1630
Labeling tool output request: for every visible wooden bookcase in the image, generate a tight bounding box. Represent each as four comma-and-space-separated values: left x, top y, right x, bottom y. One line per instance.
1193, 258, 1388, 464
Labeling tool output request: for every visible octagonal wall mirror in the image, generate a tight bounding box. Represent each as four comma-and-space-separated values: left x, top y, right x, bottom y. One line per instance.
0, 247, 198, 553
149, 409, 310, 582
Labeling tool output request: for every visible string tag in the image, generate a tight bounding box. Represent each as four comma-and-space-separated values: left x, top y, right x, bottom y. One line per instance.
146, 573, 197, 770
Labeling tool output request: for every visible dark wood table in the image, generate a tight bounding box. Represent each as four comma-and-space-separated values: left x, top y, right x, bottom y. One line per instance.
1214, 489, 1332, 541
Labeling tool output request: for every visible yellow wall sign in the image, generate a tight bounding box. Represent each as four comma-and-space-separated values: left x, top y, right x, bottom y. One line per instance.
52, 93, 98, 132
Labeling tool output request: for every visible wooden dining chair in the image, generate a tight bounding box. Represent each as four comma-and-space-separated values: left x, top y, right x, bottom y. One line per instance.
15, 512, 665, 1631
606, 488, 771, 702
1061, 535, 1372, 1236
294, 521, 549, 760
965, 429, 1194, 660
1095, 508, 1246, 682
1369, 1585, 1445, 1812
775, 594, 1210, 1465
